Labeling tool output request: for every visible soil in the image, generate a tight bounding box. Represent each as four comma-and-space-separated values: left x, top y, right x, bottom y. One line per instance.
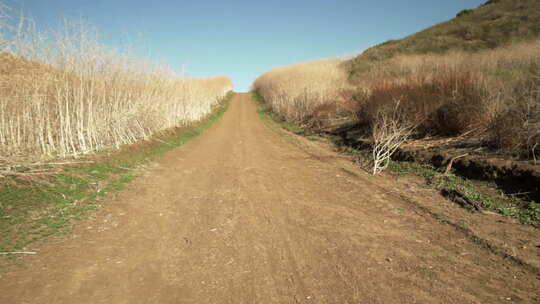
335, 127, 540, 204
0, 93, 539, 304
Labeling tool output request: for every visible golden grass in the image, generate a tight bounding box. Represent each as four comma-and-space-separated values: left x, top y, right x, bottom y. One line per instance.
356, 40, 540, 156
0, 12, 232, 161
252, 40, 540, 158
252, 59, 352, 128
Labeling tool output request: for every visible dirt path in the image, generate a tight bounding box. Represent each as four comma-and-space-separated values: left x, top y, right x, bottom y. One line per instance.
1, 93, 539, 304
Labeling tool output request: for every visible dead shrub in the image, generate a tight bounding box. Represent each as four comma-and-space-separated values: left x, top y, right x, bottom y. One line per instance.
489, 83, 540, 159
355, 71, 490, 137
371, 99, 415, 175
304, 102, 339, 129
428, 72, 490, 135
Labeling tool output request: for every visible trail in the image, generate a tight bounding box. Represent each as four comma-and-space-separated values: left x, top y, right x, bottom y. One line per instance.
1, 93, 538, 304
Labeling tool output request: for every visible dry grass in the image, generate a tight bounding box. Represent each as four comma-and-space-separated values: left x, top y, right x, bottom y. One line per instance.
252, 59, 353, 129
353, 40, 540, 158
0, 10, 233, 162
252, 39, 540, 159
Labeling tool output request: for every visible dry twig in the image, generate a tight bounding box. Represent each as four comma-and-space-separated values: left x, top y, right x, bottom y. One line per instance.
443, 153, 469, 175
0, 251, 36, 255
371, 100, 415, 175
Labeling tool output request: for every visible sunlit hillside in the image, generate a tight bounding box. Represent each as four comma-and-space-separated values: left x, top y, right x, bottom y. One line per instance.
347, 0, 540, 77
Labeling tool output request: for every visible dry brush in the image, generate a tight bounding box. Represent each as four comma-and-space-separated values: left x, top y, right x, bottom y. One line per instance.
253, 39, 540, 164
0, 11, 233, 162
353, 40, 540, 158
252, 59, 353, 130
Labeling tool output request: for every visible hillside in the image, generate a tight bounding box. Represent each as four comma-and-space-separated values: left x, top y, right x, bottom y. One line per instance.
347, 0, 540, 77
252, 0, 540, 221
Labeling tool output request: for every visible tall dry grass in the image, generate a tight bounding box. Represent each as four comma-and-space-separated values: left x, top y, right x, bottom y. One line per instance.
0, 12, 232, 161
252, 59, 352, 129
354, 40, 540, 157
253, 40, 540, 158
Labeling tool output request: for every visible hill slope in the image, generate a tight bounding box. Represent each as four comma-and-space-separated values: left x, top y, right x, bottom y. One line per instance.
347, 0, 540, 77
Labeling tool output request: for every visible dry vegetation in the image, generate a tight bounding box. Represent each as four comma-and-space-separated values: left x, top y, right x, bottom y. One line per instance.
353, 40, 540, 159
0, 6, 233, 162
253, 0, 540, 163
252, 59, 352, 129
371, 100, 415, 175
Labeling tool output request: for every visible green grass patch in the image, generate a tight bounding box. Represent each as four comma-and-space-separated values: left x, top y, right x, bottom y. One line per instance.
386, 160, 540, 226
0, 92, 233, 254
348, 0, 540, 72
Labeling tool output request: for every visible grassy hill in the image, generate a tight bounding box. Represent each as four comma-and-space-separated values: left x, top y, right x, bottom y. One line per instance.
347, 0, 540, 77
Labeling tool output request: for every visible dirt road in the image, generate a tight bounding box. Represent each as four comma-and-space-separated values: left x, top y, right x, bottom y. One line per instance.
1, 93, 538, 303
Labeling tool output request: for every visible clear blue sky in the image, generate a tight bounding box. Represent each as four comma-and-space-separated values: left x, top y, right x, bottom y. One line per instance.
6, 0, 486, 91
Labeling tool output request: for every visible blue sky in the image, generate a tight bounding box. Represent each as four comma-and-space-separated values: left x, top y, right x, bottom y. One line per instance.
6, 0, 485, 91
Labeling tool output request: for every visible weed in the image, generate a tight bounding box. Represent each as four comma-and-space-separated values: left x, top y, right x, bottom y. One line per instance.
387, 162, 411, 177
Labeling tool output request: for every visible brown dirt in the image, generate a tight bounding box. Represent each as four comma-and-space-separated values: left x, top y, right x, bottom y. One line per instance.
0, 93, 539, 304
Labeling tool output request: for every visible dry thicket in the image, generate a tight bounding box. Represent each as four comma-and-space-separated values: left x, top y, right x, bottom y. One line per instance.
252, 59, 352, 129
253, 40, 540, 159
0, 13, 232, 161
354, 40, 540, 158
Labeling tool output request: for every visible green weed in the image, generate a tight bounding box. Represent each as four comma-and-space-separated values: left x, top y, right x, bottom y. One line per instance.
386, 159, 540, 226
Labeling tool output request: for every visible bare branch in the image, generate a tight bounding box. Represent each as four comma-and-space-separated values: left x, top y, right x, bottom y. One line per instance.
371, 99, 415, 175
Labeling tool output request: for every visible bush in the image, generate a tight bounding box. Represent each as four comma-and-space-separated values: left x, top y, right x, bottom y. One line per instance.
355, 72, 490, 137
371, 101, 414, 175
489, 82, 540, 159
457, 9, 474, 18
